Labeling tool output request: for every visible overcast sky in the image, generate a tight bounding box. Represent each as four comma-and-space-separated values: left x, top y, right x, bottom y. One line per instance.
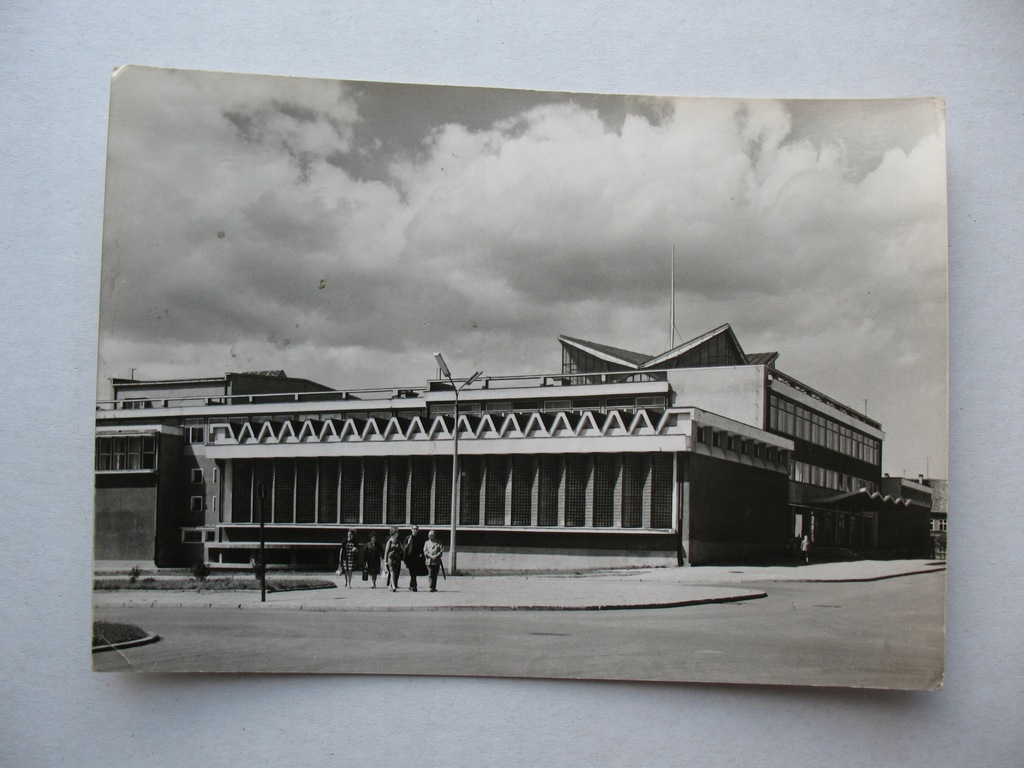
98, 66, 947, 478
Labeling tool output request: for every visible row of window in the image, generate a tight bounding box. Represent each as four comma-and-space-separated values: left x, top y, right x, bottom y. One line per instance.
769, 396, 880, 464
696, 427, 786, 462
430, 396, 666, 416
95, 435, 156, 471
229, 453, 675, 529
790, 460, 878, 494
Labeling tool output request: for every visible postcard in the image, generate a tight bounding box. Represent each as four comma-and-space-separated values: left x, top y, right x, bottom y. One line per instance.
93, 66, 947, 688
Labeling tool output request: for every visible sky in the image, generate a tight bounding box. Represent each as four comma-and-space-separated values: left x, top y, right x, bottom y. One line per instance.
97, 66, 948, 478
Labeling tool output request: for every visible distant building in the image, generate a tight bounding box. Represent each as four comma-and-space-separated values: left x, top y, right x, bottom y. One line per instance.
878, 475, 935, 557
924, 478, 948, 559
94, 326, 934, 570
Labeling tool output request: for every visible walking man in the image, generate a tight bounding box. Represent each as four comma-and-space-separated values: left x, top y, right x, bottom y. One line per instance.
422, 530, 445, 592
403, 525, 427, 592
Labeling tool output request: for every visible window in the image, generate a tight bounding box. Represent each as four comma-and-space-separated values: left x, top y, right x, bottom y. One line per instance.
410, 457, 434, 526
621, 455, 646, 528
95, 434, 156, 471
485, 401, 512, 413
434, 456, 453, 526
544, 400, 571, 412
295, 458, 317, 524
190, 496, 204, 513
231, 460, 253, 523
605, 397, 636, 412
386, 457, 409, 525
537, 456, 561, 526
636, 396, 666, 409
484, 456, 508, 525
511, 457, 534, 526
182, 529, 204, 544
362, 458, 384, 525
190, 468, 204, 484
185, 420, 205, 444
564, 455, 589, 527
592, 455, 617, 527
340, 458, 362, 524
513, 401, 542, 412
650, 454, 673, 529
318, 458, 340, 524
459, 456, 481, 525
273, 458, 295, 523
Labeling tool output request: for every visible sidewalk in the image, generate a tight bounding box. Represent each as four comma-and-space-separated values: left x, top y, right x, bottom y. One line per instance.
92, 560, 945, 613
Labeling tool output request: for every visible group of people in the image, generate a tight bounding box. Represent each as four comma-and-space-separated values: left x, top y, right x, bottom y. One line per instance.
337, 525, 446, 592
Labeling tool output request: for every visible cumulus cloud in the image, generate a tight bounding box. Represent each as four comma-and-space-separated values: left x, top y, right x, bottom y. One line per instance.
98, 68, 947, 475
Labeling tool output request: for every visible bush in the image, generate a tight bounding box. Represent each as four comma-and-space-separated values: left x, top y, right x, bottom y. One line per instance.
190, 562, 211, 581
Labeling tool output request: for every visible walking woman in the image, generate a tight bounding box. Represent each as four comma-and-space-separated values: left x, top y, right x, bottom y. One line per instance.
338, 529, 360, 588
383, 526, 403, 592
362, 532, 384, 588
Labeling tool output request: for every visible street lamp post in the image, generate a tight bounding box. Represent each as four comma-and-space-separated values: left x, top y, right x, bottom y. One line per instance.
433, 353, 482, 576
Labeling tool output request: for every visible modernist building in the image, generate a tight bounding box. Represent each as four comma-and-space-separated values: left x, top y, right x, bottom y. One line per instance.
94, 325, 933, 570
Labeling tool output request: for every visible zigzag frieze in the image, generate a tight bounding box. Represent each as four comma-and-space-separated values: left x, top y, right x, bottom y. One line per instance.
214, 409, 685, 446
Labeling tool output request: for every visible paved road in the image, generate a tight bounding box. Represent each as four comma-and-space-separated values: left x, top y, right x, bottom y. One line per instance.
94, 571, 945, 689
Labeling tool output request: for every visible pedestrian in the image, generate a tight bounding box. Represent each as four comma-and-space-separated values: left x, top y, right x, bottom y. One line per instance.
403, 525, 427, 592
422, 530, 445, 592
383, 527, 403, 592
362, 532, 384, 588
338, 529, 360, 588
800, 533, 811, 565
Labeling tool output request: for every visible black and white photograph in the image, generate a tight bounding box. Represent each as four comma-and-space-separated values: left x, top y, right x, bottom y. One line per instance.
91, 66, 947, 688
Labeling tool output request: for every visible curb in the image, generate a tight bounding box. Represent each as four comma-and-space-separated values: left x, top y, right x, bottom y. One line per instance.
441, 591, 768, 612
97, 589, 767, 613
794, 566, 946, 584
92, 632, 161, 654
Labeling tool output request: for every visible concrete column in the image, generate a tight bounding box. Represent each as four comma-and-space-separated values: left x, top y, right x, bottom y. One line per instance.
679, 454, 691, 566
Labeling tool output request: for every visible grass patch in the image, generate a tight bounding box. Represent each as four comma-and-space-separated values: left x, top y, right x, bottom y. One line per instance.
93, 576, 336, 593
93, 620, 148, 647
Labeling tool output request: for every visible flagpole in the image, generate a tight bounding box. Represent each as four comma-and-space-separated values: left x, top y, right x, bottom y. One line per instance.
669, 244, 676, 347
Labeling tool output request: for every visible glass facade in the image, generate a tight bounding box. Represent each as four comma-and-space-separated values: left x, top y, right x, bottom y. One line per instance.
770, 396, 880, 464
228, 452, 675, 530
